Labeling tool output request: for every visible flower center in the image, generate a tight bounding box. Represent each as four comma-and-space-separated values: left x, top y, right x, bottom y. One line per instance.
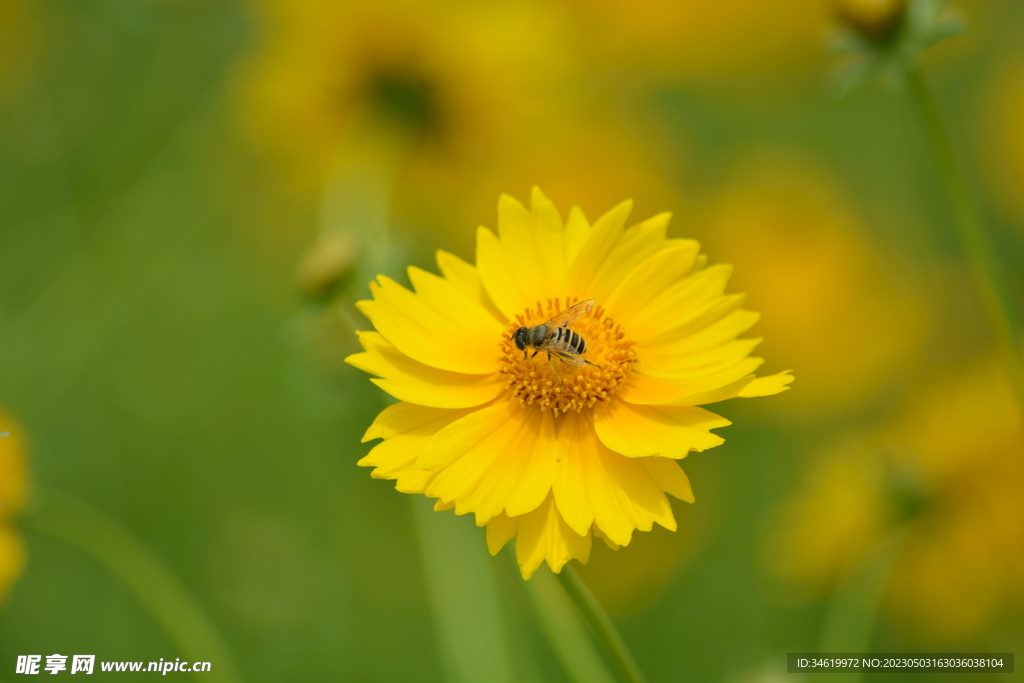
499, 298, 636, 416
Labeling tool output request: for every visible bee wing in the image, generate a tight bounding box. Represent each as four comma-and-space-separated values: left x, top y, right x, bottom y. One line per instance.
536, 339, 587, 367
543, 299, 596, 328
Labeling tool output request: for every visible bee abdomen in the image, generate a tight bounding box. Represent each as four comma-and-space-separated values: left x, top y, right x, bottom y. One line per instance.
557, 327, 586, 354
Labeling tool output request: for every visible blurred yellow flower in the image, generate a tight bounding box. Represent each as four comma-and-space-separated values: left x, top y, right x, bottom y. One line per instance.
239, 0, 579, 192
699, 160, 930, 414
767, 357, 1024, 642
348, 188, 792, 578
0, 409, 28, 602
832, 0, 907, 40
238, 0, 684, 264
561, 0, 828, 78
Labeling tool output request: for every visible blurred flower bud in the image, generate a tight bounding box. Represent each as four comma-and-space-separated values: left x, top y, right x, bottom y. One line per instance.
833, 0, 907, 41
295, 231, 360, 303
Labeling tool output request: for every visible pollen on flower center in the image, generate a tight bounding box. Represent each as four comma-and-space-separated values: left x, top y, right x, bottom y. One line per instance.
499, 298, 636, 416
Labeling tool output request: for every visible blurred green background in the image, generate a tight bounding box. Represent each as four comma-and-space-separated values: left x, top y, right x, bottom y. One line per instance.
1, 0, 1022, 681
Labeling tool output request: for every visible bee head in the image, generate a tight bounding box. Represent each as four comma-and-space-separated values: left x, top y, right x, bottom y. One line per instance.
512, 327, 527, 351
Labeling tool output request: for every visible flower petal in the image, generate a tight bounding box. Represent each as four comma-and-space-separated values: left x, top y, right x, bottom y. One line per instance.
420, 402, 559, 526
624, 264, 734, 340
347, 332, 506, 409
515, 493, 592, 579
603, 240, 702, 330
565, 200, 633, 295
594, 401, 729, 458
476, 191, 569, 318
563, 205, 591, 266
640, 457, 695, 503
635, 338, 763, 379
485, 511, 519, 555
584, 439, 677, 546
550, 413, 596, 536
358, 402, 475, 491
584, 212, 675, 303
357, 275, 499, 374
435, 249, 506, 324
738, 371, 795, 397
619, 358, 766, 405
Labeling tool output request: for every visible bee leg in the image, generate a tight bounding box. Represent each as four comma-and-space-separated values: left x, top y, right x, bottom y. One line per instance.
584, 359, 602, 368
547, 352, 564, 389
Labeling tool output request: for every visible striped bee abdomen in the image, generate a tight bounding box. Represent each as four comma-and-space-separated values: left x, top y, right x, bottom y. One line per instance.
555, 326, 587, 354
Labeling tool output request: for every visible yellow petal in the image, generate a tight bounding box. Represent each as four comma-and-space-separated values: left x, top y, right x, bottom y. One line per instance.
619, 358, 766, 405
640, 457, 695, 503
475, 226, 521, 320
594, 401, 729, 458
420, 403, 554, 525
738, 371, 794, 397
358, 402, 474, 490
475, 192, 569, 318
435, 249, 506, 323
407, 266, 505, 335
515, 493, 592, 579
603, 240, 702, 329
528, 187, 568, 295
503, 410, 560, 518
486, 512, 519, 555
584, 440, 677, 546
593, 525, 620, 551
572, 211, 674, 303
361, 400, 471, 442
564, 199, 633, 296
347, 332, 505, 409
563, 205, 591, 266
550, 413, 597, 536
640, 297, 758, 354
635, 338, 763, 379
624, 264, 734, 340
357, 275, 498, 374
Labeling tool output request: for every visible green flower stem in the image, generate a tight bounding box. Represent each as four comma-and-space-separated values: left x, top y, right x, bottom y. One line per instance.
905, 65, 1024, 411
813, 530, 905, 683
520, 565, 617, 683
555, 564, 650, 683
22, 489, 243, 683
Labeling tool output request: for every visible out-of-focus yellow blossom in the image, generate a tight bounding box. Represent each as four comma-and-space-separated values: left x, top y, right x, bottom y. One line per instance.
766, 438, 892, 598
348, 189, 791, 579
239, 0, 580, 193
698, 161, 930, 414
768, 357, 1024, 643
882, 357, 1024, 642
0, 409, 28, 602
238, 0, 684, 263
832, 0, 907, 41
560, 0, 829, 79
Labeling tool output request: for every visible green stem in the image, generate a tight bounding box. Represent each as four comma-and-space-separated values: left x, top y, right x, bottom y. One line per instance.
905, 65, 1024, 411
556, 564, 650, 683
22, 489, 243, 683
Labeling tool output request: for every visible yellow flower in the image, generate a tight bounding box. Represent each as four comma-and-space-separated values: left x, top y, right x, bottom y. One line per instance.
561, 0, 828, 78
239, 0, 578, 192
766, 357, 1024, 642
698, 160, 930, 414
347, 188, 792, 578
0, 409, 28, 602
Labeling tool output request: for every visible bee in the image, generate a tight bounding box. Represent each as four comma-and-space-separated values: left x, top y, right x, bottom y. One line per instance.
512, 299, 601, 368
